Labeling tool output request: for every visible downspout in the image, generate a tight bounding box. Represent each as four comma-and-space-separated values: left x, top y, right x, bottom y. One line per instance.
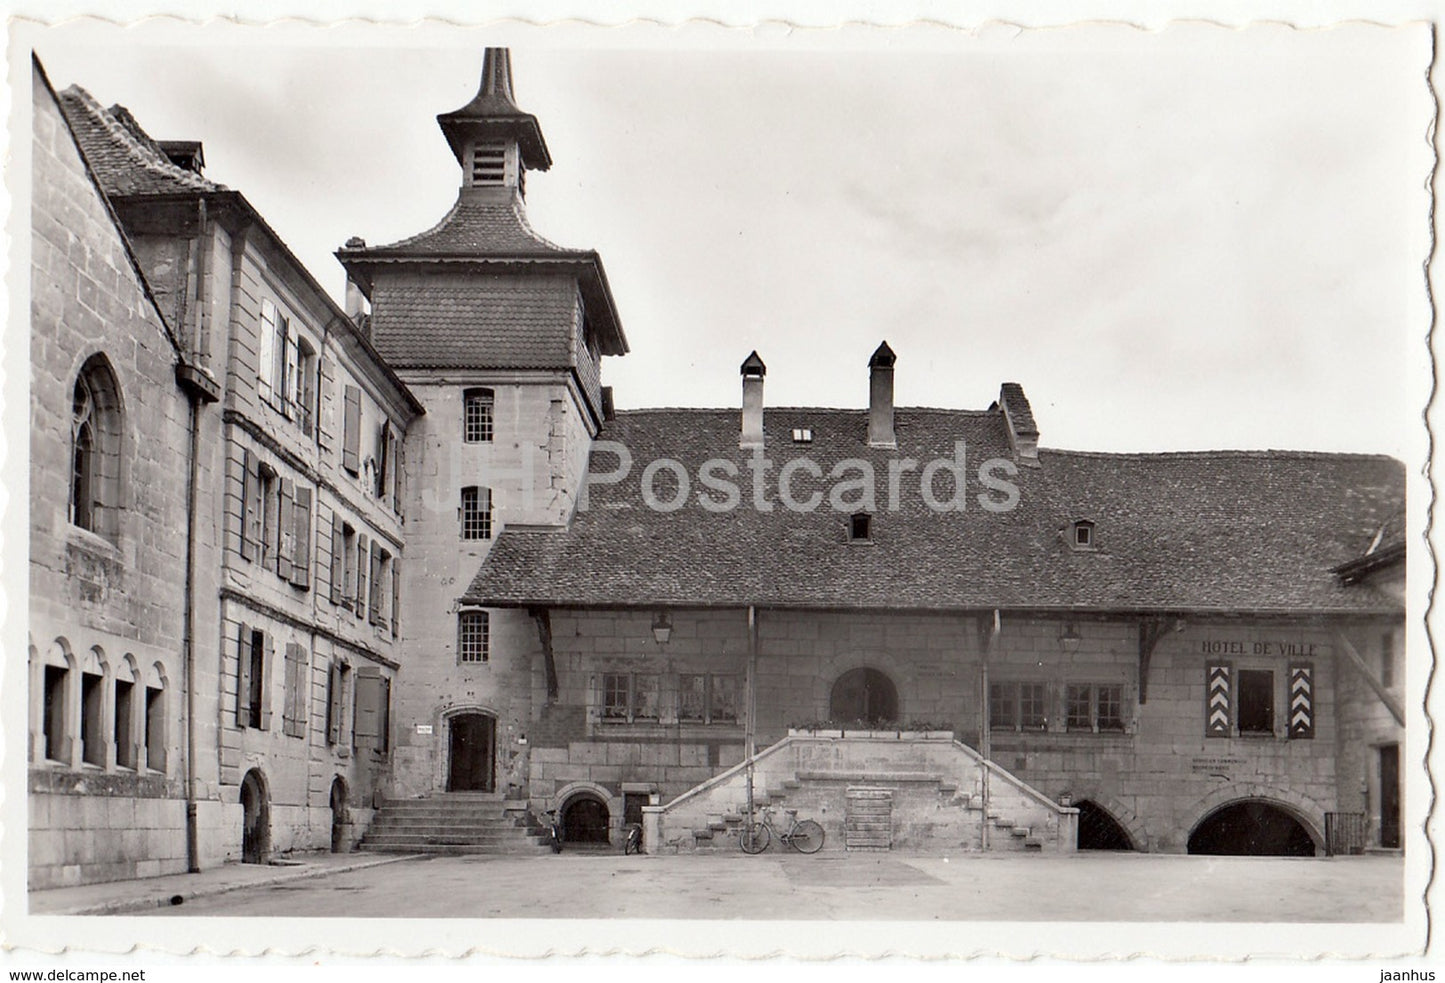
979, 609, 1000, 851
182, 395, 202, 872
744, 605, 758, 829
178, 197, 220, 873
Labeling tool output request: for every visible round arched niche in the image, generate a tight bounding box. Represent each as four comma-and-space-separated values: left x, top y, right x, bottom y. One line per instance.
829, 667, 899, 725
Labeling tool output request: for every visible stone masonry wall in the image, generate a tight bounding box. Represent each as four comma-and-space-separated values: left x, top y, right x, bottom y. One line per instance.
28, 68, 195, 887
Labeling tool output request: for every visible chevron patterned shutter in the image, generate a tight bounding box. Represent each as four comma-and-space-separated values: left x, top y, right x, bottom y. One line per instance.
1288, 663, 1314, 739
1205, 662, 1231, 737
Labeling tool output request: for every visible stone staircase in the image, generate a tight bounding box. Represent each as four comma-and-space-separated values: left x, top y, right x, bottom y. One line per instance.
651, 734, 1076, 855
358, 792, 552, 856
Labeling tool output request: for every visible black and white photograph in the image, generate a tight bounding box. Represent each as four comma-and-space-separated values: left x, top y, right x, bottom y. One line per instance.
3, 8, 1435, 975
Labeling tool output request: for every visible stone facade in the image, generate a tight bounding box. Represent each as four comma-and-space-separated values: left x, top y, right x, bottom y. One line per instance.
28, 62, 201, 888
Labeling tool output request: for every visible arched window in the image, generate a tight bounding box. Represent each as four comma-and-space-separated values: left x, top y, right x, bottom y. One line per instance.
71, 356, 123, 540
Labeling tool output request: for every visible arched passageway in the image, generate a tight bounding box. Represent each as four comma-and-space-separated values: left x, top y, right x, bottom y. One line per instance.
1075, 800, 1135, 851
329, 776, 349, 853
240, 768, 271, 864
561, 794, 610, 844
830, 668, 899, 725
1188, 801, 1317, 856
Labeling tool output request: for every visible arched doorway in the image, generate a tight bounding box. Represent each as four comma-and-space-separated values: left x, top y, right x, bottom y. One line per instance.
1075, 800, 1135, 851
448, 712, 496, 792
561, 794, 610, 844
329, 776, 349, 853
240, 768, 270, 864
830, 667, 898, 725
1188, 800, 1317, 856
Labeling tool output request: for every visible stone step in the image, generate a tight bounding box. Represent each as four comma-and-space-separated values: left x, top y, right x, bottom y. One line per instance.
358, 841, 551, 856
362, 830, 545, 846
367, 822, 528, 837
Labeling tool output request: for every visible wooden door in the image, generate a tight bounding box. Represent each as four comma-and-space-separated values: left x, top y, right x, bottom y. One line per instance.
1380, 743, 1400, 849
448, 714, 495, 792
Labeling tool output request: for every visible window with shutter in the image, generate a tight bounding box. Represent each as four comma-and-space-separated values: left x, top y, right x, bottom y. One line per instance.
236, 622, 254, 728
355, 534, 369, 620
318, 356, 336, 452
258, 300, 277, 402
283, 642, 306, 738
369, 542, 383, 625
354, 667, 385, 751
259, 633, 274, 731
342, 385, 361, 475
259, 464, 278, 569
326, 662, 344, 745
292, 486, 312, 589
240, 450, 257, 561
391, 556, 401, 639
277, 479, 295, 580
393, 438, 404, 515
329, 513, 344, 605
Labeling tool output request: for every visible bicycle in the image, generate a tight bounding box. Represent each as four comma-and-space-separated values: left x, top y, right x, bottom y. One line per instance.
739, 806, 825, 854
542, 809, 563, 854
623, 822, 643, 855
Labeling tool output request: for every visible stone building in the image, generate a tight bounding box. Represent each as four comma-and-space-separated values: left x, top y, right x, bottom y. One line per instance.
29, 56, 423, 887
29, 47, 1408, 884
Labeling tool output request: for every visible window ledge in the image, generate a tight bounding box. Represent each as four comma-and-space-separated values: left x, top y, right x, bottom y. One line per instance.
66, 524, 122, 560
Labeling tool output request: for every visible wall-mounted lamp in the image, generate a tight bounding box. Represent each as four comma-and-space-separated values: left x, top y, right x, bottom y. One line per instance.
1059, 623, 1081, 653
651, 611, 673, 645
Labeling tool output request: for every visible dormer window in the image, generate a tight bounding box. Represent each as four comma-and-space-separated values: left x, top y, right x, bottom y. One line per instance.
792, 428, 813, 444
1071, 519, 1096, 550
849, 512, 873, 542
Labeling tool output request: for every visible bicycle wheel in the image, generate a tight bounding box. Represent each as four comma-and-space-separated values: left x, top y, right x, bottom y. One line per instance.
624, 825, 641, 855
788, 819, 825, 854
739, 821, 770, 854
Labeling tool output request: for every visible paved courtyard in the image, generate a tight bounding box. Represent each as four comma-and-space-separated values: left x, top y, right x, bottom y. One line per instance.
135, 851, 1403, 922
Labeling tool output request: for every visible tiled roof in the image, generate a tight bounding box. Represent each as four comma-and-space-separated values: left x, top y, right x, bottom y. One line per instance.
367, 276, 575, 369
342, 191, 576, 258
56, 86, 223, 197
466, 407, 1405, 615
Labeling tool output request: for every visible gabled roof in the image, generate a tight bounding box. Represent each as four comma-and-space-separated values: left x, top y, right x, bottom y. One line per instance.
56, 86, 223, 197
466, 406, 1405, 616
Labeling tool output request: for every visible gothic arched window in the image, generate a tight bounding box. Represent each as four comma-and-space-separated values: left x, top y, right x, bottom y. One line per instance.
70, 355, 123, 540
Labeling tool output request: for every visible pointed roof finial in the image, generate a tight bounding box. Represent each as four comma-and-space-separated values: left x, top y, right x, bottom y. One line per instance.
868, 340, 897, 368
437, 48, 552, 171
740, 351, 767, 377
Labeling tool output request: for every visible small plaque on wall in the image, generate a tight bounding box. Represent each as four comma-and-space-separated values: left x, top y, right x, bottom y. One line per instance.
416, 724, 434, 735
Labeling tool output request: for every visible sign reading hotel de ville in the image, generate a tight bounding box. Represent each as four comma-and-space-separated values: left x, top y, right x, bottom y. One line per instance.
1198, 639, 1320, 658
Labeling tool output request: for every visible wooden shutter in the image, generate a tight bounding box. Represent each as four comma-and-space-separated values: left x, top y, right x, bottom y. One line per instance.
239, 450, 256, 561
354, 667, 382, 750
300, 356, 316, 438
391, 556, 401, 639
258, 300, 276, 402
258, 632, 274, 731
393, 436, 404, 515
282, 642, 300, 737
327, 662, 343, 745
260, 470, 278, 569
276, 479, 294, 580
318, 356, 336, 453
355, 534, 369, 620
369, 543, 383, 625
292, 486, 312, 589
1205, 662, 1232, 738
374, 423, 388, 498
1288, 663, 1314, 739
236, 623, 253, 728
342, 385, 361, 475
329, 512, 344, 605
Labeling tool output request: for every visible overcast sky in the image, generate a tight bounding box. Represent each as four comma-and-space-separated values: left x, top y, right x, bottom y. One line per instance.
28, 21, 1431, 459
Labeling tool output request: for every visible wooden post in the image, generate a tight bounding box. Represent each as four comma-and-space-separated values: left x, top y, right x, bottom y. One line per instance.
1332, 628, 1405, 727
979, 609, 1000, 850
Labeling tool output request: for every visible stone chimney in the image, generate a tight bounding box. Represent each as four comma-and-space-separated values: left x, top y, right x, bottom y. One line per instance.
867, 341, 897, 448
740, 351, 766, 449
998, 382, 1039, 464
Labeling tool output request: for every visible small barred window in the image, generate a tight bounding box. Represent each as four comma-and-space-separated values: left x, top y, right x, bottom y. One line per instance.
461, 486, 492, 540
463, 389, 494, 443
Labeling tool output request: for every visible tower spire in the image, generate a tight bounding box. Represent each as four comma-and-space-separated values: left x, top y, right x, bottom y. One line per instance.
437, 48, 552, 189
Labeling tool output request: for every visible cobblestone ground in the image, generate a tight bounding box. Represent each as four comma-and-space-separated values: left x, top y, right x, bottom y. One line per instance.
141, 851, 1404, 921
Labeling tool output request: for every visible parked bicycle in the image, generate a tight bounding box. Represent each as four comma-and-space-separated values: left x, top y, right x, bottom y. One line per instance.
543, 809, 563, 854
624, 822, 643, 855
739, 806, 824, 854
